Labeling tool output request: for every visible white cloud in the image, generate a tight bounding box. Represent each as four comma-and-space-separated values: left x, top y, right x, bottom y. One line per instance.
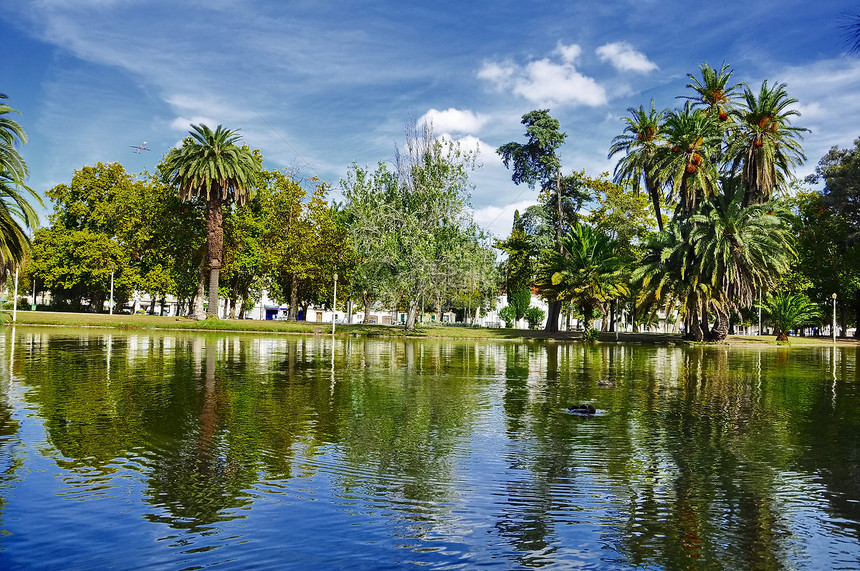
418, 108, 489, 134
478, 43, 607, 107
596, 42, 658, 73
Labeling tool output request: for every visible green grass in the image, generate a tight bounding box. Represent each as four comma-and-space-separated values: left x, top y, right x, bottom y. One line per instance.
3, 310, 857, 346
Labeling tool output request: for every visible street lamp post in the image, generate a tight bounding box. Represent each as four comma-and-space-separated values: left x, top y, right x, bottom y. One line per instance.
832, 293, 837, 343
332, 273, 338, 335
109, 270, 115, 315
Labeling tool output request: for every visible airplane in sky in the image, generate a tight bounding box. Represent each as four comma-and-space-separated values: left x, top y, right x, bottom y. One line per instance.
130, 142, 151, 154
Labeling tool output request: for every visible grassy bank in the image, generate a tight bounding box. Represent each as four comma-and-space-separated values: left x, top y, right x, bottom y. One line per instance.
3, 310, 858, 347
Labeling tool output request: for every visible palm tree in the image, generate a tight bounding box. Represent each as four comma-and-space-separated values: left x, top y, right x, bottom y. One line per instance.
690, 188, 796, 340
609, 101, 667, 230
536, 224, 629, 331
654, 102, 723, 218
682, 62, 742, 121
634, 221, 710, 341
163, 124, 260, 318
725, 81, 807, 206
0, 94, 29, 185
0, 94, 41, 275
759, 292, 821, 341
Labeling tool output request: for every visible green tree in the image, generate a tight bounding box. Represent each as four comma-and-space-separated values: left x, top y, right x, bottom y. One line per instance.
654, 102, 723, 218
804, 142, 860, 336
524, 306, 545, 330
498, 109, 569, 332
30, 162, 147, 311
536, 224, 629, 331
162, 124, 260, 318
342, 122, 477, 330
0, 93, 41, 273
759, 292, 821, 341
725, 81, 808, 206
608, 102, 667, 230
691, 190, 795, 340
494, 210, 535, 324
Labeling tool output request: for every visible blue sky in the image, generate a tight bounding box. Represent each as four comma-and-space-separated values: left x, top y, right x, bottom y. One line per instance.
3, 0, 859, 236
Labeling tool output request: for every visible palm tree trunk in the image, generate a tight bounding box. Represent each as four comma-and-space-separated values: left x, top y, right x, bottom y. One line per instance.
206, 194, 224, 317
645, 169, 663, 232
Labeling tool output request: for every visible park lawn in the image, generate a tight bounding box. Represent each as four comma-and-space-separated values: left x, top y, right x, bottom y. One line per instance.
2, 310, 856, 346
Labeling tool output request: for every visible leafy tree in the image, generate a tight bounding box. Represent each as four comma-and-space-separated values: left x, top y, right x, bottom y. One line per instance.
264, 172, 351, 321
30, 162, 146, 311
494, 210, 535, 324
498, 109, 569, 332
342, 122, 478, 330
759, 292, 821, 341
804, 142, 860, 336
162, 124, 260, 318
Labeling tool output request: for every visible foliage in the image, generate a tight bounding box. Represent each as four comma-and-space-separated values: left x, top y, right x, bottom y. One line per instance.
536, 224, 629, 329
524, 306, 545, 330
759, 292, 821, 341
499, 304, 516, 328
162, 124, 261, 317
341, 121, 482, 330
0, 93, 42, 275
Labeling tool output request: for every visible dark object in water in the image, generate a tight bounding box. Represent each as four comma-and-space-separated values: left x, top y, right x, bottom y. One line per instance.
597, 378, 616, 387
567, 404, 597, 415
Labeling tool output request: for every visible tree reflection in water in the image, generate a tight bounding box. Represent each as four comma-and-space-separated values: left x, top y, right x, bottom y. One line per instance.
0, 329, 857, 568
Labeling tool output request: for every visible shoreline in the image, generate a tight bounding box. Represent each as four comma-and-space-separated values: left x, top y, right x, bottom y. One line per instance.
4, 311, 858, 348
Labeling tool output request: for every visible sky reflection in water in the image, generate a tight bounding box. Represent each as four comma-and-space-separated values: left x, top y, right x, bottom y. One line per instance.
0, 328, 857, 569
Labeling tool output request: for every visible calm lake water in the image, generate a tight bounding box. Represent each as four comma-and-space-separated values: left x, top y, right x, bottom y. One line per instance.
0, 327, 857, 570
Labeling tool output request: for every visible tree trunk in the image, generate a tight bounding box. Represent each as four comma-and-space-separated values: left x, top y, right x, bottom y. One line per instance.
191, 256, 206, 319
854, 288, 860, 338
710, 305, 729, 341
362, 292, 372, 324
206, 194, 224, 317
288, 277, 299, 321
405, 298, 419, 330
544, 299, 561, 333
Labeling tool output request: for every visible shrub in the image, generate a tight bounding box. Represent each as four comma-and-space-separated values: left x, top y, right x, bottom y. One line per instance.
524, 306, 545, 330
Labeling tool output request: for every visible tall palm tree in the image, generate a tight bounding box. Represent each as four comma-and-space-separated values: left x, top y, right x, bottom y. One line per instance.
654, 102, 723, 218
682, 62, 742, 121
690, 188, 795, 340
725, 81, 807, 206
536, 224, 629, 330
163, 124, 260, 318
609, 101, 667, 230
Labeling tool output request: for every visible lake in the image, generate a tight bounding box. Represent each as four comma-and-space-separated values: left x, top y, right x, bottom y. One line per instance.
0, 327, 857, 569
